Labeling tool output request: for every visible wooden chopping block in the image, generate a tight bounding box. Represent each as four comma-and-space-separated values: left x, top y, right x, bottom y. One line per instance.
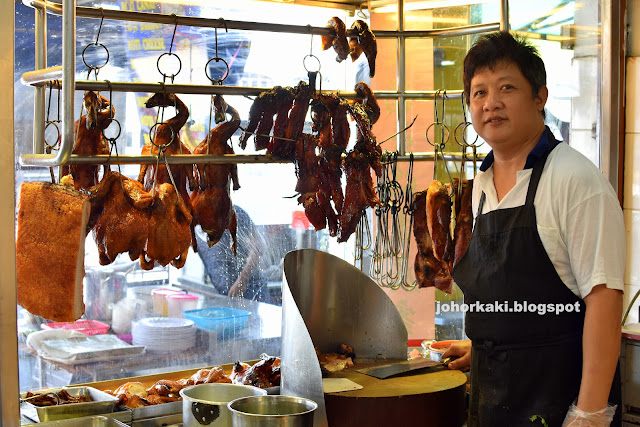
324, 361, 467, 427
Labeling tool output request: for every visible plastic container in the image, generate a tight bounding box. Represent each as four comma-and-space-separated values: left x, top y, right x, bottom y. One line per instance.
427, 340, 459, 362
151, 288, 184, 316
167, 293, 200, 318
182, 307, 251, 334
41, 320, 110, 336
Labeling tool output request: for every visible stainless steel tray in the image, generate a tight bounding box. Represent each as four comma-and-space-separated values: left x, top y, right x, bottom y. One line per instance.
128, 400, 182, 420
24, 415, 127, 426
20, 387, 118, 423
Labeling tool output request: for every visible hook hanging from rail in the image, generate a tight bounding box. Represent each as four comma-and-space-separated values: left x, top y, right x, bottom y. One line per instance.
157, 14, 182, 84
303, 26, 322, 93
81, 8, 109, 81
205, 18, 230, 85
44, 80, 61, 183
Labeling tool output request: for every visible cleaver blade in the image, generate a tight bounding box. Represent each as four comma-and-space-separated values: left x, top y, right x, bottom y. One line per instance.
356, 359, 448, 379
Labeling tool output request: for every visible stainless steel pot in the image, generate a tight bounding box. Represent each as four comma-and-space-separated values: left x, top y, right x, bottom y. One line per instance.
180, 383, 266, 427
227, 395, 317, 427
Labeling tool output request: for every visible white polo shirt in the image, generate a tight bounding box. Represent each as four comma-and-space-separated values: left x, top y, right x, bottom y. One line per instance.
473, 141, 626, 299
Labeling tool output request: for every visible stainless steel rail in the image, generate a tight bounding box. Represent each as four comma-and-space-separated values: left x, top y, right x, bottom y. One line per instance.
21, 76, 466, 101
55, 152, 487, 165
24, 0, 499, 39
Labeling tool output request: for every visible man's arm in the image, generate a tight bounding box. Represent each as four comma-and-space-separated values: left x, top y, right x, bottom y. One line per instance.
577, 284, 622, 411
228, 239, 261, 297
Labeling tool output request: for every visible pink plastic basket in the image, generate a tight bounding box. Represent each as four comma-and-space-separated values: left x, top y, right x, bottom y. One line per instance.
42, 319, 110, 336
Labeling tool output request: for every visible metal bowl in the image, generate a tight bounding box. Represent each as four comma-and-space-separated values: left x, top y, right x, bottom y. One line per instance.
227, 395, 317, 427
180, 383, 266, 427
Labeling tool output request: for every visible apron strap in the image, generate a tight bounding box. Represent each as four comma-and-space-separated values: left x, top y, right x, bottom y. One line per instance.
525, 130, 561, 206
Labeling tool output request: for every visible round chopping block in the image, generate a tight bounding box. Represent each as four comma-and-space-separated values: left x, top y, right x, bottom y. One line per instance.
324, 367, 467, 427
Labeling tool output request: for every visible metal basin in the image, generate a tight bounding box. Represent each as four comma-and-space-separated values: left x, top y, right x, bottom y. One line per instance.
180, 383, 266, 427
228, 395, 317, 427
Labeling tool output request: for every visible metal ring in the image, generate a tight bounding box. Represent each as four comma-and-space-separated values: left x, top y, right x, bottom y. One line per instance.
82, 42, 109, 70
461, 122, 482, 147
303, 54, 321, 73
156, 52, 182, 79
453, 122, 468, 147
44, 121, 61, 150
148, 122, 176, 150
102, 117, 122, 141
205, 57, 230, 84
425, 122, 450, 146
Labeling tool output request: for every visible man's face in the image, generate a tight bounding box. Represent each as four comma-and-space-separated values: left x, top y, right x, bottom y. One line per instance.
468, 60, 547, 148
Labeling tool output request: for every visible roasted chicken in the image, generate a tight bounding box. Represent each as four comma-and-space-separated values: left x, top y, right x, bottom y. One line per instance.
191, 95, 240, 254
189, 366, 232, 384
321, 17, 349, 62
61, 91, 114, 190
140, 183, 192, 270
231, 356, 280, 389
90, 171, 153, 265
316, 344, 356, 377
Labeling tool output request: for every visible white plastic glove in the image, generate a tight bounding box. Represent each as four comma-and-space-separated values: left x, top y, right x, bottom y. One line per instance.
562, 403, 616, 427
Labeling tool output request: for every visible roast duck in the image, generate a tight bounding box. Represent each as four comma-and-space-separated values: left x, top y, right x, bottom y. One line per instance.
413, 178, 473, 293
137, 92, 197, 269
191, 95, 241, 255
61, 91, 114, 190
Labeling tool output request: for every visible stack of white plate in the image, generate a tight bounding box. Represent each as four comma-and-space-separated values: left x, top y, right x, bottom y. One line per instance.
132, 317, 196, 353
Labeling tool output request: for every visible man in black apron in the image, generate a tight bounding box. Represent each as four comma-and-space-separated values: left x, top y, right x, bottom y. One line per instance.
442, 32, 624, 426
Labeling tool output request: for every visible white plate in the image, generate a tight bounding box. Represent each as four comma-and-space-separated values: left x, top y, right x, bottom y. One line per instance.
135, 317, 195, 330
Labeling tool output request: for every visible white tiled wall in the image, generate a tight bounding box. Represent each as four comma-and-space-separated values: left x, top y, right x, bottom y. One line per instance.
624, 57, 640, 324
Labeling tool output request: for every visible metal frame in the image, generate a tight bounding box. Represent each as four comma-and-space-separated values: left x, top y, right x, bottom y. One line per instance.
20, 0, 503, 167
600, 0, 624, 194
0, 2, 18, 426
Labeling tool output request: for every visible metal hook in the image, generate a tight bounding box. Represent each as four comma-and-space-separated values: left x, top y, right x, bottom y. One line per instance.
357, 4, 368, 19
95, 8, 105, 44
169, 14, 178, 54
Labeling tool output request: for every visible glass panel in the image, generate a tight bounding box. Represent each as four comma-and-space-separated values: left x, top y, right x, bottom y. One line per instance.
370, 37, 398, 91
375, 99, 398, 152
13, 0, 374, 392
405, 38, 434, 92
370, 3, 399, 31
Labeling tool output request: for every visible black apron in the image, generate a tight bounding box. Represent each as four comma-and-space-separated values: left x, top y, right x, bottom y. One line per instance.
451, 135, 621, 427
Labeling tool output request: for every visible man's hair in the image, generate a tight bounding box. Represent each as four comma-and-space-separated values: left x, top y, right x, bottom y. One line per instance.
463, 31, 547, 104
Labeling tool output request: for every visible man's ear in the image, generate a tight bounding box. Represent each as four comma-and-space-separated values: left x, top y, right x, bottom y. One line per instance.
536, 85, 549, 113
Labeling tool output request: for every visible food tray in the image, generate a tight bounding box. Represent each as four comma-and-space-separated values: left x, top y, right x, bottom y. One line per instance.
183, 307, 250, 334
128, 400, 182, 421
23, 415, 128, 426
42, 320, 110, 336
20, 387, 118, 423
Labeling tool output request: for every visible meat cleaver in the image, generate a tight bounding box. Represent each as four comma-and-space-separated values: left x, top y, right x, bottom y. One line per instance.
356, 359, 449, 379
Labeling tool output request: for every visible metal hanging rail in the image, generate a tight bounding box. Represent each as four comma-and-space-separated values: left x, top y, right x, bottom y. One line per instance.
24, 0, 499, 39
20, 0, 499, 168
58, 152, 487, 165
21, 76, 465, 101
